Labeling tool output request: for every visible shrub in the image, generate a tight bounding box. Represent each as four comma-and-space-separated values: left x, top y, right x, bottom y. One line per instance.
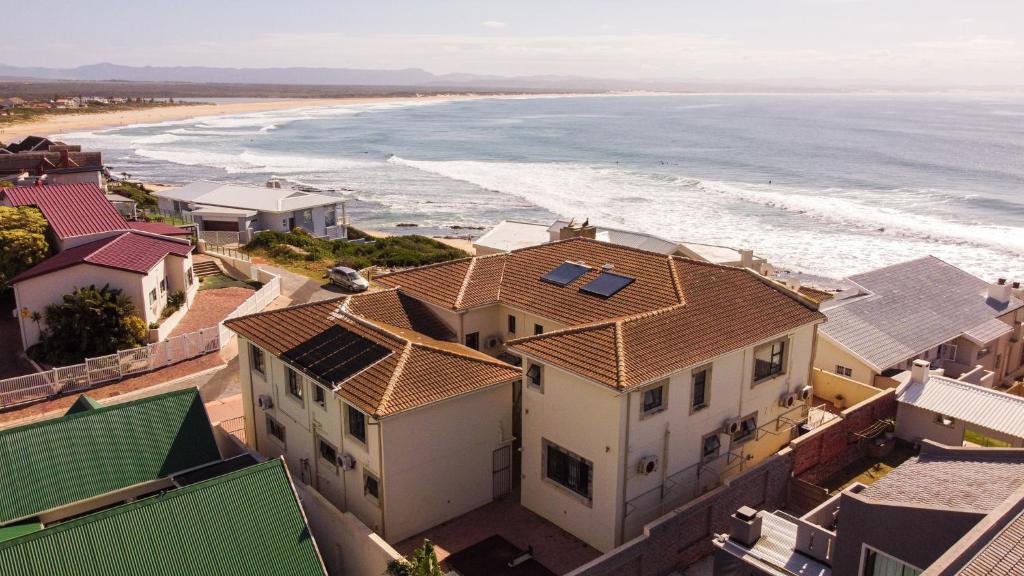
386, 540, 442, 576
245, 230, 467, 271
37, 285, 147, 365
167, 290, 186, 309
0, 206, 50, 289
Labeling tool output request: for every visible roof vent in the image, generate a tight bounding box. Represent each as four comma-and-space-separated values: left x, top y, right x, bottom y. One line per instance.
602, 263, 614, 272
729, 506, 763, 547
911, 358, 931, 385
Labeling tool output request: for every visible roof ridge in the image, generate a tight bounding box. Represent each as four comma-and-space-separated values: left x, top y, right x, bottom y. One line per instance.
84, 231, 132, 262
224, 296, 347, 328
507, 303, 687, 345
409, 339, 518, 369
613, 321, 626, 388
667, 254, 685, 304
454, 258, 478, 308
377, 254, 478, 278
376, 343, 412, 416
927, 375, 1024, 403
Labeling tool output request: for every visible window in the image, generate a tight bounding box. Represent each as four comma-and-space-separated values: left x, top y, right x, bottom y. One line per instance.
148, 289, 157, 305
732, 414, 758, 445
544, 440, 592, 500
934, 413, 955, 428
286, 368, 303, 402
186, 267, 194, 286
348, 404, 367, 444
691, 365, 711, 412
250, 344, 265, 375
526, 363, 543, 390
508, 315, 516, 335
266, 415, 285, 444
465, 332, 480, 351
318, 437, 338, 468
835, 365, 853, 378
159, 278, 167, 293
364, 471, 380, 502
754, 338, 787, 382
939, 343, 957, 362
534, 324, 544, 336
701, 433, 721, 463
862, 547, 922, 576
314, 385, 326, 408
641, 381, 666, 416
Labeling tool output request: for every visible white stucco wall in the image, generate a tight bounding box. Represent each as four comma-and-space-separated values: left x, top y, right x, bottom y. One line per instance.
813, 336, 877, 386
381, 381, 514, 543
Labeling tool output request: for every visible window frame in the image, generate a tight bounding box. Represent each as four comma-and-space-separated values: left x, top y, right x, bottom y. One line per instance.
148, 288, 157, 305
266, 414, 286, 445
313, 384, 326, 409
542, 439, 593, 503
526, 363, 543, 392
465, 331, 480, 351
731, 413, 758, 446
286, 368, 304, 404
860, 544, 923, 576
507, 314, 516, 335
363, 470, 381, 504
690, 364, 711, 413
835, 365, 853, 378
317, 436, 339, 473
701, 432, 722, 464
250, 344, 265, 375
753, 337, 789, 384
939, 342, 958, 362
934, 412, 956, 428
640, 380, 667, 418
347, 403, 368, 445
534, 323, 544, 336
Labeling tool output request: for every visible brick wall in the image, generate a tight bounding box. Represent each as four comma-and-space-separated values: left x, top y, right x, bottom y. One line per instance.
790, 389, 897, 485
567, 453, 793, 576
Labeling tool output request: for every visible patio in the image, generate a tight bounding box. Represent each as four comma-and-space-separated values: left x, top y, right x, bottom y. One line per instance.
169, 286, 254, 337
395, 498, 601, 576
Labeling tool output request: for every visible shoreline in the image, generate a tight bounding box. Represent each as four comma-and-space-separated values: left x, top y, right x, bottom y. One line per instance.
0, 94, 498, 142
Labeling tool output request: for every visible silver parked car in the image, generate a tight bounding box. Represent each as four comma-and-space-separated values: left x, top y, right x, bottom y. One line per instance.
327, 266, 369, 292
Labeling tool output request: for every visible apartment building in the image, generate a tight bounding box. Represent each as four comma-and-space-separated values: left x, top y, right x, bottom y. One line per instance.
376, 237, 824, 551
815, 256, 1024, 389
225, 292, 521, 544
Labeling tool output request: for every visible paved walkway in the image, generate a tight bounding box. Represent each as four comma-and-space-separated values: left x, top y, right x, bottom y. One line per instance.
169, 287, 254, 337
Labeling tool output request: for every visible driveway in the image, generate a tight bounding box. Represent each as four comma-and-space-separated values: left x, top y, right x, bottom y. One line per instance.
259, 264, 345, 305
169, 286, 254, 337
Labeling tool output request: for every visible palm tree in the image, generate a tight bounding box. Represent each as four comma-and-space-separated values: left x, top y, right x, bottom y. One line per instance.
385, 540, 442, 576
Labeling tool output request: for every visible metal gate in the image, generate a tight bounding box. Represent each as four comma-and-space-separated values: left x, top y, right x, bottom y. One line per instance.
493, 445, 513, 500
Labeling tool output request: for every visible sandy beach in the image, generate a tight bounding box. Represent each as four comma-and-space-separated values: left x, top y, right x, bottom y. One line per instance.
0, 94, 489, 142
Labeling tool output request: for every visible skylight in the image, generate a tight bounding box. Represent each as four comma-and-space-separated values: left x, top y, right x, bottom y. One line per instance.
541, 262, 591, 286
580, 272, 635, 298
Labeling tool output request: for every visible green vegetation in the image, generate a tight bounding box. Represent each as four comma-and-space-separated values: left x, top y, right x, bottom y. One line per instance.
386, 540, 443, 576
198, 273, 257, 291
107, 180, 158, 209
34, 284, 147, 365
244, 229, 467, 280
0, 100, 199, 127
0, 206, 50, 289
964, 429, 1012, 447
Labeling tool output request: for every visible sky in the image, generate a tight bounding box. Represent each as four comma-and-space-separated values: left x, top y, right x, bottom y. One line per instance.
5, 0, 1024, 85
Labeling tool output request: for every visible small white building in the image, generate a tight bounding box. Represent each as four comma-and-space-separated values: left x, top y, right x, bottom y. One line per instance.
154, 181, 347, 240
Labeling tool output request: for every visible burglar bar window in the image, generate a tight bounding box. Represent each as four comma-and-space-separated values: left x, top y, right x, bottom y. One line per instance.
754, 338, 787, 382
544, 440, 592, 500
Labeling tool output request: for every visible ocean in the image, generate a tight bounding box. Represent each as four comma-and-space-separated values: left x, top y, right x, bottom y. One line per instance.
61, 94, 1024, 281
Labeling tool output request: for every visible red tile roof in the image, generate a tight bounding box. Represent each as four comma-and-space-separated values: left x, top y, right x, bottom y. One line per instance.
127, 221, 193, 236
224, 299, 519, 418
342, 289, 456, 342
10, 232, 193, 284
3, 183, 128, 241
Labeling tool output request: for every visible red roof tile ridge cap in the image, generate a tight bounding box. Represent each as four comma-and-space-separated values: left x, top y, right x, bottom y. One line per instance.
331, 307, 410, 348
453, 258, 478, 309
614, 321, 626, 389
509, 302, 687, 345
122, 229, 191, 246
223, 296, 347, 328
408, 338, 519, 370
85, 231, 133, 263
741, 267, 824, 313
667, 254, 686, 305
376, 343, 413, 416
376, 254, 477, 279
512, 235, 673, 259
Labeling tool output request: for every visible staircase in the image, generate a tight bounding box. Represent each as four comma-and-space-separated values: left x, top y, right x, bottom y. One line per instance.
193, 260, 222, 278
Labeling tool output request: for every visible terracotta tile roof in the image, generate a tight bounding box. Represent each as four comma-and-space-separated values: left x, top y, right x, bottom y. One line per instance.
3, 183, 128, 241
343, 289, 456, 342
510, 259, 824, 389
224, 299, 519, 418
797, 286, 834, 304
10, 232, 193, 284
378, 238, 685, 324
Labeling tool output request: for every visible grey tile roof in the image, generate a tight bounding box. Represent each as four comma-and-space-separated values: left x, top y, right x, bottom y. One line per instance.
954, 504, 1024, 576
859, 444, 1024, 512
898, 375, 1024, 440
820, 256, 1021, 371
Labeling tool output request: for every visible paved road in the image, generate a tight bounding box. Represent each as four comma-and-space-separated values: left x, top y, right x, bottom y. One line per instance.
260, 264, 354, 304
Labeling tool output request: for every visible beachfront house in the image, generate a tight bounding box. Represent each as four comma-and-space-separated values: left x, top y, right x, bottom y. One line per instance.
474, 218, 773, 273
1, 183, 198, 348
373, 237, 823, 551
153, 180, 348, 241
225, 291, 521, 544
814, 256, 1024, 389
0, 137, 104, 188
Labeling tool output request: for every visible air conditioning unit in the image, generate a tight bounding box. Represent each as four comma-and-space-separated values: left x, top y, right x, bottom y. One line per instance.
722, 418, 741, 435
637, 455, 660, 475
798, 385, 812, 401
778, 392, 798, 408
338, 454, 356, 471
257, 394, 273, 410
486, 335, 504, 349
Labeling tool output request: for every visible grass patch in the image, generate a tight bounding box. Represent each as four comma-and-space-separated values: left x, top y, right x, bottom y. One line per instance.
244, 230, 467, 278
964, 429, 1012, 447
198, 273, 255, 291
818, 444, 916, 494
107, 181, 158, 209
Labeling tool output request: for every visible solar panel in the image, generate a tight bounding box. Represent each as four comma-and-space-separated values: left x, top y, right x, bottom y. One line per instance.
541, 262, 591, 286
580, 272, 635, 298
282, 325, 392, 385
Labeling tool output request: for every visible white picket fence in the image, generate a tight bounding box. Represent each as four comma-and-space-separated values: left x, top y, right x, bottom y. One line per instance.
0, 268, 282, 410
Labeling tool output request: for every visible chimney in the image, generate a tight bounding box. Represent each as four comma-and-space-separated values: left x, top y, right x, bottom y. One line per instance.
266, 179, 281, 189
911, 359, 931, 385
988, 278, 1011, 306
729, 506, 763, 547
59, 148, 69, 168
739, 249, 754, 268
558, 219, 597, 241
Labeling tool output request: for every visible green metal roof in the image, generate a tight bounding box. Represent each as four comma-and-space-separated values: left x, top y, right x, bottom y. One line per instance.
0, 459, 327, 576
0, 387, 221, 525
64, 394, 102, 415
